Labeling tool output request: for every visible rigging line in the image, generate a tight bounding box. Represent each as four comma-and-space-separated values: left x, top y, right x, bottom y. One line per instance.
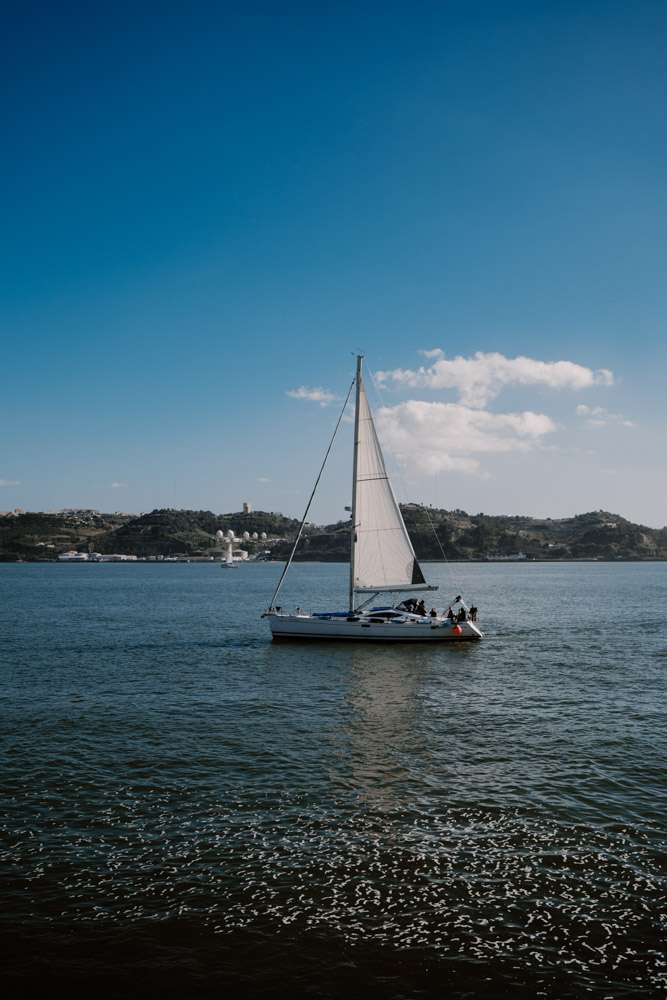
267, 376, 356, 611
366, 365, 458, 595
423, 503, 451, 562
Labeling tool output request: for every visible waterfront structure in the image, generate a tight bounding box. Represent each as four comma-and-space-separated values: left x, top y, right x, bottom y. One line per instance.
486, 552, 527, 561
57, 551, 139, 562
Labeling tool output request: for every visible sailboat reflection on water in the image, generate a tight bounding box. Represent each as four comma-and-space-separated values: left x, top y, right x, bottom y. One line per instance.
263, 356, 483, 642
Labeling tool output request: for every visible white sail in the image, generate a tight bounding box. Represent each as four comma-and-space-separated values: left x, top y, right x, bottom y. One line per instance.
352, 376, 426, 593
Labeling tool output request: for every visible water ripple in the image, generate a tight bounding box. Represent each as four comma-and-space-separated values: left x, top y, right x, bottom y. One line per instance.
1, 561, 666, 997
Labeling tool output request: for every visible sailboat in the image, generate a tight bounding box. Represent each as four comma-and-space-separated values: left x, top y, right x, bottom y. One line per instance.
221, 537, 238, 568
264, 356, 483, 642
222, 550, 237, 569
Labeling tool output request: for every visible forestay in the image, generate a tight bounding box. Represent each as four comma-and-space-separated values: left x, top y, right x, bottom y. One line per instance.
352, 375, 427, 593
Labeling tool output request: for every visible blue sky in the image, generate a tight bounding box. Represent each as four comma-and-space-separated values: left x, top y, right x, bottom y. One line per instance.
2, 1, 666, 526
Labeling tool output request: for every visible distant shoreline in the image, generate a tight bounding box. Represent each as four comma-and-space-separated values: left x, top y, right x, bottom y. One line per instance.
3, 557, 667, 566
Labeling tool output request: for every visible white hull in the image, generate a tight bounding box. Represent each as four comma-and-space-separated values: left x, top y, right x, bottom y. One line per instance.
267, 613, 483, 642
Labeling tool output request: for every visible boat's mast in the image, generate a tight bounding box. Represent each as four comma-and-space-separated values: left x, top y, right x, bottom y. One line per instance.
349, 354, 363, 613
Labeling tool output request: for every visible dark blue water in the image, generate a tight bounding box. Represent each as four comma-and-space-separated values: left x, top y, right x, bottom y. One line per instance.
1, 562, 665, 998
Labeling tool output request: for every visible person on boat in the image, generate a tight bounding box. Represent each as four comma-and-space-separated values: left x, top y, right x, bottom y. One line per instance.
416, 599, 427, 617
469, 605, 478, 622
450, 595, 468, 619
446, 606, 454, 620
430, 607, 438, 618
456, 606, 466, 622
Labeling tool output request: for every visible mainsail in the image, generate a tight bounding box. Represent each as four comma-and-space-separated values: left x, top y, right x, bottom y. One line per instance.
351, 370, 427, 595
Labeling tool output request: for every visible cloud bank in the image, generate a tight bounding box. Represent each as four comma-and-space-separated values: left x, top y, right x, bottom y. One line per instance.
377, 351, 613, 408
0, 479, 20, 487
376, 401, 557, 475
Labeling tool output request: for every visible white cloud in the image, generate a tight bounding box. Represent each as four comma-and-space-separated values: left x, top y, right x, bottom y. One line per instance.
0, 478, 20, 487
111, 481, 128, 489
418, 347, 444, 359
377, 351, 614, 408
257, 476, 271, 483
376, 400, 557, 476
286, 386, 338, 406
575, 404, 635, 428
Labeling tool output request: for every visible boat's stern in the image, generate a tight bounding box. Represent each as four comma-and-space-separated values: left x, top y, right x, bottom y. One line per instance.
461, 620, 484, 640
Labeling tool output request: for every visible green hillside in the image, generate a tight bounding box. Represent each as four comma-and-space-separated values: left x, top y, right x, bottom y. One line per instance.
1, 506, 665, 562
0, 509, 300, 560
95, 509, 300, 557
271, 506, 667, 562
0, 511, 130, 561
